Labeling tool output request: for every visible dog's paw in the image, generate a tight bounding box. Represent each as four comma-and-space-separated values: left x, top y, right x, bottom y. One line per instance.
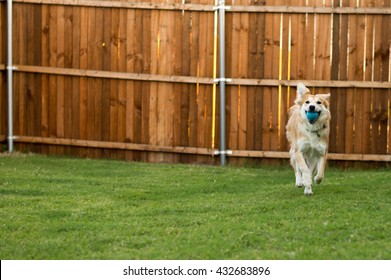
314, 175, 323, 184
295, 179, 304, 188
304, 185, 313, 195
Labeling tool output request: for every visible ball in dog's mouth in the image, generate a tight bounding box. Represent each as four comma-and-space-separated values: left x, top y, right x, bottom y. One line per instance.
306, 111, 320, 124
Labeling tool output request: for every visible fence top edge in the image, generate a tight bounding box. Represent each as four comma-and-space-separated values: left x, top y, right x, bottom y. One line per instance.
228, 6, 391, 14
5, 1, 391, 14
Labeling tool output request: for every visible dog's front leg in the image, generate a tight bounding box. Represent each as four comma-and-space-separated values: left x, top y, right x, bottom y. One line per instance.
314, 155, 326, 184
294, 161, 304, 188
314, 144, 327, 185
294, 151, 312, 195
290, 148, 304, 188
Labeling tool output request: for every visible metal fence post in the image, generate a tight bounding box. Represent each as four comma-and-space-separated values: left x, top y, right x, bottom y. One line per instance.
218, 0, 226, 166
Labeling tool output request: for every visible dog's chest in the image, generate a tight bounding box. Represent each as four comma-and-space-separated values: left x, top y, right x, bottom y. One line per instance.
298, 131, 327, 156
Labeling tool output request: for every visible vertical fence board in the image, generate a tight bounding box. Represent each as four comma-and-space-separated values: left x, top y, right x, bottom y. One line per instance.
140, 8, 151, 162
370, 12, 380, 155
101, 7, 111, 148
360, 1, 372, 157
148, 9, 159, 162
117, 8, 127, 158
278, 12, 289, 152
109, 8, 119, 148
94, 8, 104, 158
238, 8, 249, 155
181, 10, 192, 162
56, 5, 64, 147
158, 8, 170, 156
380, 0, 391, 155
86, 7, 96, 159
203, 12, 214, 152
353, 9, 366, 155
197, 8, 208, 155
330, 0, 346, 155
33, 6, 42, 147
178, 9, 191, 162
63, 6, 73, 155
305, 12, 315, 81
254, 4, 265, 152
345, 3, 356, 155
188, 8, 199, 162
70, 6, 80, 156
124, 8, 135, 161
262, 1, 273, 152
25, 5, 35, 140
197, 6, 213, 162
228, 8, 239, 152
270, 11, 280, 152
384, 18, 391, 155
41, 5, 49, 148
329, 5, 338, 154
247, 0, 263, 151
337, 1, 349, 155
78, 7, 88, 157
17, 5, 27, 149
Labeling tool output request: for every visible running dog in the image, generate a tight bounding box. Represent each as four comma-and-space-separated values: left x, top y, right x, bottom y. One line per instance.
286, 83, 331, 195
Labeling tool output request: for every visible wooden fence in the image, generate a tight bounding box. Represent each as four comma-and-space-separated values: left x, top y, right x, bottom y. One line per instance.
0, 0, 390, 164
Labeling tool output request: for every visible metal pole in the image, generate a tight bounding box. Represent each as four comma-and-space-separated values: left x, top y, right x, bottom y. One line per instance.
7, 0, 13, 152
218, 0, 226, 166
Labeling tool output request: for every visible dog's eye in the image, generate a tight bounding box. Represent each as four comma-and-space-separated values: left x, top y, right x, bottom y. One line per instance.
305, 101, 310, 104
316, 101, 322, 104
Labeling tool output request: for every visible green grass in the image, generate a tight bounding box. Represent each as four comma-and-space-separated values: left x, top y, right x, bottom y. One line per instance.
1, 154, 390, 260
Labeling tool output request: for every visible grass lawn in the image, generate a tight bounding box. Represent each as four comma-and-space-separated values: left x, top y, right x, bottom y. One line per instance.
0, 153, 390, 260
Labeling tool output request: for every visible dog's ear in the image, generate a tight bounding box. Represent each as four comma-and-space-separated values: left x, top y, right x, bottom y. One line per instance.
318, 93, 331, 108
318, 93, 330, 100
294, 83, 310, 105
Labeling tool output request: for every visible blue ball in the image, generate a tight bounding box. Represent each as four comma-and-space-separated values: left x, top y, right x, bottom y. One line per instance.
306, 111, 319, 122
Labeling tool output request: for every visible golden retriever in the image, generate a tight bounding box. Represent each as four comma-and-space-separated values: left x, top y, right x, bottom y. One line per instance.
286, 83, 331, 195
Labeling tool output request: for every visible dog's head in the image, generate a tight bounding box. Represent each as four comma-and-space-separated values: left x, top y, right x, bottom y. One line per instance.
295, 83, 330, 125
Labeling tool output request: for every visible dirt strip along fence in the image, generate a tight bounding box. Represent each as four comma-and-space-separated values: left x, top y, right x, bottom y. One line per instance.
0, 0, 390, 166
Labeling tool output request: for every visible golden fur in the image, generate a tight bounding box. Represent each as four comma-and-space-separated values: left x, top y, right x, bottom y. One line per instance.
286, 83, 331, 195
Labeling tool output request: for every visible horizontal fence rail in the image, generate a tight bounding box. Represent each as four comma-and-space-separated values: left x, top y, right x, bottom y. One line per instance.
13, 65, 216, 85
12, 135, 391, 162
1, 64, 391, 88
0, 0, 390, 165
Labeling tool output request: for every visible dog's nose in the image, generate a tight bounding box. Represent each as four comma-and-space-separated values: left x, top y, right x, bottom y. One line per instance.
309, 105, 315, 111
